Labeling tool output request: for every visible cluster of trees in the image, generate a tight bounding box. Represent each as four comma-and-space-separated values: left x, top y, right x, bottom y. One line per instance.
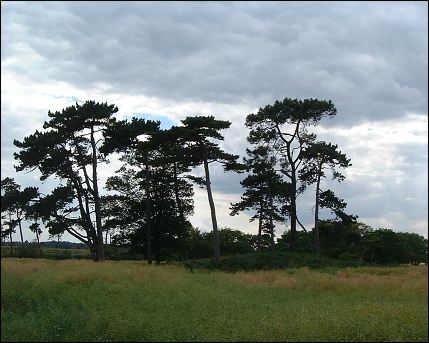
1, 98, 425, 265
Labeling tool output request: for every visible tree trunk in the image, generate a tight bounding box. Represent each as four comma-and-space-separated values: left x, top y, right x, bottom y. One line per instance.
35, 222, 42, 257
90, 124, 105, 261
144, 154, 153, 265
289, 174, 297, 250
9, 230, 14, 255
17, 211, 24, 244
285, 140, 297, 251
8, 213, 14, 255
89, 243, 96, 260
203, 145, 221, 263
268, 183, 275, 251
314, 163, 322, 256
173, 162, 185, 223
258, 199, 264, 252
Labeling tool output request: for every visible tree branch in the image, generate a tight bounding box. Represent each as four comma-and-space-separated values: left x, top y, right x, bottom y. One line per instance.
66, 228, 88, 244
296, 216, 308, 233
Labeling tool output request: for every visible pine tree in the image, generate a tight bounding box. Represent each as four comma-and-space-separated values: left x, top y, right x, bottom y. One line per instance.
245, 98, 336, 249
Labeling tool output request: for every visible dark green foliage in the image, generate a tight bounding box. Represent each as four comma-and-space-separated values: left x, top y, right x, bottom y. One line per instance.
278, 221, 428, 265
103, 120, 196, 263
230, 145, 290, 250
299, 141, 355, 223
185, 251, 363, 272
13, 101, 121, 260
1, 177, 39, 245
245, 97, 337, 249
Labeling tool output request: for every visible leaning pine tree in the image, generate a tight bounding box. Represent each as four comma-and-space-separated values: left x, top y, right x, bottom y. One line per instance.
174, 116, 241, 263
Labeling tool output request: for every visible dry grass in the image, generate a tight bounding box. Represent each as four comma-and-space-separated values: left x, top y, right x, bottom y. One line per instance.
221, 264, 428, 294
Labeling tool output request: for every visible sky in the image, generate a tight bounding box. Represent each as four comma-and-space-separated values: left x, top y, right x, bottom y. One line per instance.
1, 1, 428, 243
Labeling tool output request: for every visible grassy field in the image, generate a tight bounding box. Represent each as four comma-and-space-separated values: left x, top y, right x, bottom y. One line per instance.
1, 258, 427, 342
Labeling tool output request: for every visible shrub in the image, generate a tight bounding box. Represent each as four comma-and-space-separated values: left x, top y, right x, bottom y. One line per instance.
183, 251, 364, 272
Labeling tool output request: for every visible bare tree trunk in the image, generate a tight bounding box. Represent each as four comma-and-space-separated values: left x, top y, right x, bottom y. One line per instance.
314, 163, 322, 256
268, 183, 275, 251
90, 124, 105, 261
173, 162, 185, 223
9, 213, 14, 255
17, 210, 24, 244
258, 199, 264, 252
289, 167, 297, 251
35, 221, 42, 257
9, 230, 14, 255
144, 154, 153, 265
203, 145, 220, 263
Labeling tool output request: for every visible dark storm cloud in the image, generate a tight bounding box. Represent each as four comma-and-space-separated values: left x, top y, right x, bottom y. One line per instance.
2, 1, 427, 125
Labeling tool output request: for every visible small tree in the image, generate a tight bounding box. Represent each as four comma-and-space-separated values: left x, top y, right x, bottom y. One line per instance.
230, 145, 289, 251
1, 177, 38, 245
299, 141, 354, 255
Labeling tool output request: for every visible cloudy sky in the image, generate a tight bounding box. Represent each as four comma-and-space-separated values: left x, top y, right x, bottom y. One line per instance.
1, 1, 427, 243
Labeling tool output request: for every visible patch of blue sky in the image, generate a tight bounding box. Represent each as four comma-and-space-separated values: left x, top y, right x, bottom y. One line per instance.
51, 95, 83, 103
130, 113, 178, 130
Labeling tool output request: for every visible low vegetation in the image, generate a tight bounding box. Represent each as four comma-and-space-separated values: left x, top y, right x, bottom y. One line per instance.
2, 258, 427, 342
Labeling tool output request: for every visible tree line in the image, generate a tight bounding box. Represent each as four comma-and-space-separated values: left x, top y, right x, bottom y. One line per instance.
1, 98, 427, 264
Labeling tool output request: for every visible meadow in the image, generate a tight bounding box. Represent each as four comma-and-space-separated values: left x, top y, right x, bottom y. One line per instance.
1, 258, 427, 342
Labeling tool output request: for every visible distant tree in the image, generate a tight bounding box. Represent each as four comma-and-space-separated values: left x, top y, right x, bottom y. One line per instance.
396, 232, 428, 265
26, 196, 45, 257
299, 141, 354, 255
14, 101, 120, 261
245, 98, 337, 249
230, 145, 290, 251
28, 222, 42, 256
1, 178, 18, 252
184, 227, 256, 259
1, 177, 38, 245
175, 116, 241, 263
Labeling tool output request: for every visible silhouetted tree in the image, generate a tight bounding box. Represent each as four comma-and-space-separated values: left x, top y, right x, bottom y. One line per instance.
230, 146, 289, 251
102, 118, 195, 263
299, 141, 354, 254
14, 101, 119, 261
175, 116, 240, 263
246, 98, 336, 249
1, 177, 38, 245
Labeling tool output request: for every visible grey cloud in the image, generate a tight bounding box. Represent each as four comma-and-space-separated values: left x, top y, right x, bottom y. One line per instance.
2, 2, 427, 125
1, 1, 427, 240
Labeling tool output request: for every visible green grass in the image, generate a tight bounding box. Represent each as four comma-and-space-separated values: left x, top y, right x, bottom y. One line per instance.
1, 258, 427, 342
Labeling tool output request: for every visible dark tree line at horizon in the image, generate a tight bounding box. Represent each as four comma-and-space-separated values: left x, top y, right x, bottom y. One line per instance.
1, 98, 427, 265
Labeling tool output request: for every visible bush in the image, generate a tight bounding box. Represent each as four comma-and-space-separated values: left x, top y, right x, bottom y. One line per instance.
183, 251, 364, 272
104, 245, 144, 261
